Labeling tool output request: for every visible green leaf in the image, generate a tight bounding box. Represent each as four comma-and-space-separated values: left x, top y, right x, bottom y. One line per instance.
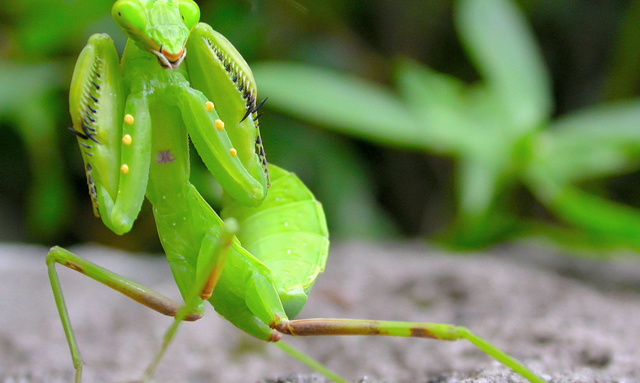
551, 100, 640, 142
438, 156, 521, 248
395, 58, 519, 159
457, 157, 508, 217
252, 62, 424, 149
395, 58, 474, 154
549, 186, 640, 245
456, 0, 552, 131
531, 101, 640, 186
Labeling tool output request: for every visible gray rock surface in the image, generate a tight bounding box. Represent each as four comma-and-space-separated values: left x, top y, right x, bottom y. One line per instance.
1, 242, 639, 383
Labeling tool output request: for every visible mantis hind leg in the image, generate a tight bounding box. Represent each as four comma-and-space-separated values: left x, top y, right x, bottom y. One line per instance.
46, 246, 203, 383
269, 318, 546, 383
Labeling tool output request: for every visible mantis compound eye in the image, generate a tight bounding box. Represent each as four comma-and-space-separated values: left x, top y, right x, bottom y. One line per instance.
178, 0, 200, 30
112, 0, 147, 35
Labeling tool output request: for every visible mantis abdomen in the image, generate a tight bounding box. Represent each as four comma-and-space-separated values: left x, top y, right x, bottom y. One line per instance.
222, 166, 329, 319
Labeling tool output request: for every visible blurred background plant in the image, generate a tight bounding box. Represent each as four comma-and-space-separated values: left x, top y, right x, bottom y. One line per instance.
2, 0, 640, 254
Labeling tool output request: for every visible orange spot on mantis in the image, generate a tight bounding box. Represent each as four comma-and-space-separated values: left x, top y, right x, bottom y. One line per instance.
122, 134, 132, 146
229, 148, 237, 157
124, 114, 134, 125
205, 101, 214, 111
120, 164, 129, 174
215, 119, 225, 131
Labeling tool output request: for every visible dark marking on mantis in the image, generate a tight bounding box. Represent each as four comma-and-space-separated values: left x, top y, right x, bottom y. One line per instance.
156, 150, 176, 164
267, 332, 283, 342
409, 327, 438, 339
271, 319, 387, 337
65, 261, 86, 275
84, 162, 99, 216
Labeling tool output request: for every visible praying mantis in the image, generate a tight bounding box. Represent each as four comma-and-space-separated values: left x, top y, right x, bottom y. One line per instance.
46, 1, 547, 382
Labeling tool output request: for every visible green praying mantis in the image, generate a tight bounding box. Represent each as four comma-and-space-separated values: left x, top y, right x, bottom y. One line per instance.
46, 1, 547, 382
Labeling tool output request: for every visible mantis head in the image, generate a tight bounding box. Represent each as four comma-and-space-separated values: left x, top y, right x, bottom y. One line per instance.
112, 0, 200, 69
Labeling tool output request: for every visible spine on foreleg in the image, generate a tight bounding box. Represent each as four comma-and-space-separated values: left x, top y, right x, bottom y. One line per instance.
221, 165, 329, 318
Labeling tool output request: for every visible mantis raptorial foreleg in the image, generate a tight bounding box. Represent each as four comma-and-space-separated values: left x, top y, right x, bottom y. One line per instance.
169, 72, 266, 206
69, 34, 151, 235
69, 34, 122, 219
185, 23, 270, 186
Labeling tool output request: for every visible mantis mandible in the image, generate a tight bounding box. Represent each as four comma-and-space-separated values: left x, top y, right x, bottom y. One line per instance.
46, 1, 547, 382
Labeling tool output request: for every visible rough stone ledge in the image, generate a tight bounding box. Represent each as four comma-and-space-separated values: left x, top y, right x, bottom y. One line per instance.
1, 242, 638, 383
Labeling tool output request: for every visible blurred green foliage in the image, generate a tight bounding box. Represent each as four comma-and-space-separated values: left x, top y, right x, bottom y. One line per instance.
254, 0, 640, 251
1, 0, 640, 253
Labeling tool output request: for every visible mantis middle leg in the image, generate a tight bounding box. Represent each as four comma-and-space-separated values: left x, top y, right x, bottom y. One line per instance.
139, 219, 238, 382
